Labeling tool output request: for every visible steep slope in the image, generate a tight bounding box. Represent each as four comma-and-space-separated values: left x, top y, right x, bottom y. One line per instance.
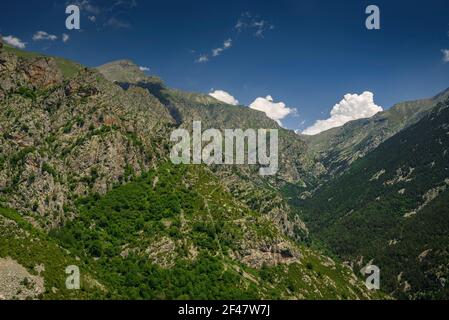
302, 88, 449, 178
0, 46, 174, 229
97, 60, 322, 187
290, 99, 449, 299
97, 61, 322, 242
50, 162, 376, 299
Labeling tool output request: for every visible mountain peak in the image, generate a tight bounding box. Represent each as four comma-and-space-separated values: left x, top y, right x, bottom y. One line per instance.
96, 59, 147, 84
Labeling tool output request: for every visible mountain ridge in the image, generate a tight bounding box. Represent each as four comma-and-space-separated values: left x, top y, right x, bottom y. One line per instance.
302, 87, 449, 178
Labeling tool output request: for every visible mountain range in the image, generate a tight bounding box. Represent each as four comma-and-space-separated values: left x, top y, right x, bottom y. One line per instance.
1, 41, 448, 300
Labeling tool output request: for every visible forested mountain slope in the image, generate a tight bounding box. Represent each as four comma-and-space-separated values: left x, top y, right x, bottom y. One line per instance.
302, 88, 449, 178
291, 99, 449, 299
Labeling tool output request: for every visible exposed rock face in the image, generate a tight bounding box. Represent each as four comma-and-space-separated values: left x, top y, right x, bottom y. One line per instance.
0, 53, 63, 92
25, 58, 63, 89
0, 51, 175, 228
237, 240, 301, 269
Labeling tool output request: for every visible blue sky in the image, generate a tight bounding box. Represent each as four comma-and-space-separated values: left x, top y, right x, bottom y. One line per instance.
1, 0, 449, 133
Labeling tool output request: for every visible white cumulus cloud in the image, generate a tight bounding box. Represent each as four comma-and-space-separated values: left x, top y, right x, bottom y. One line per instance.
139, 66, 150, 72
209, 90, 239, 105
302, 91, 383, 135
2, 35, 26, 49
33, 31, 57, 41
442, 49, 449, 63
249, 95, 295, 126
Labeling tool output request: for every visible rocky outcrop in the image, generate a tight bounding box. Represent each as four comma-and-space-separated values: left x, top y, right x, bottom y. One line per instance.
0, 51, 63, 93
0, 50, 175, 228
24, 58, 63, 89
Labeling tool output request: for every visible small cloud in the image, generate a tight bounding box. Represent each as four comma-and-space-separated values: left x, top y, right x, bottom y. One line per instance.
223, 39, 232, 48
62, 33, 70, 43
195, 13, 272, 64
33, 31, 58, 41
255, 29, 264, 38
302, 91, 383, 135
2, 35, 26, 49
249, 95, 295, 126
235, 20, 244, 31
74, 0, 101, 15
105, 17, 131, 29
234, 13, 274, 38
212, 48, 223, 57
442, 49, 449, 63
139, 66, 150, 72
253, 20, 266, 28
209, 90, 239, 105
196, 55, 209, 63
212, 39, 232, 57
109, 0, 138, 11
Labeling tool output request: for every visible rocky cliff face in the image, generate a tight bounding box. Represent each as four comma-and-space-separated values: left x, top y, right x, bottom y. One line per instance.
0, 47, 174, 229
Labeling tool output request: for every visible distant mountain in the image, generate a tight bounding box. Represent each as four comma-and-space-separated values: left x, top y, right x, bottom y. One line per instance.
97, 60, 321, 186
97, 60, 149, 84
97, 59, 321, 182
290, 98, 449, 299
302, 88, 449, 178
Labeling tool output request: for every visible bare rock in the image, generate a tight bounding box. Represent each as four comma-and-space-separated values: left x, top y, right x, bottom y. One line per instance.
22, 57, 63, 89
